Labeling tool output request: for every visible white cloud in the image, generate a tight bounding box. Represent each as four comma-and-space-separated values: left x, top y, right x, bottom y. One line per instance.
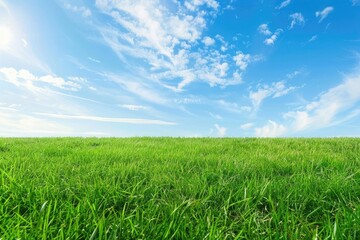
120, 104, 148, 111
39, 75, 81, 90
217, 62, 229, 77
240, 106, 252, 112
184, 0, 219, 11
215, 34, 229, 52
104, 72, 167, 105
202, 36, 215, 46
233, 52, 251, 70
249, 81, 297, 110
276, 0, 291, 10
255, 120, 287, 137
258, 24, 272, 36
64, 3, 92, 17
0, 102, 21, 111
217, 100, 252, 114
174, 98, 201, 104
36, 113, 177, 125
247, 68, 360, 136
96, 0, 246, 90
21, 38, 28, 47
315, 6, 334, 23
264, 29, 282, 45
286, 70, 302, 79
214, 123, 226, 137
289, 13, 305, 29
88, 57, 101, 63
0, 67, 81, 91
97, 0, 207, 60
284, 73, 360, 131
258, 24, 285, 46
240, 122, 254, 130
249, 89, 269, 110
220, 46, 227, 52
68, 76, 88, 83
308, 35, 317, 43
209, 112, 222, 120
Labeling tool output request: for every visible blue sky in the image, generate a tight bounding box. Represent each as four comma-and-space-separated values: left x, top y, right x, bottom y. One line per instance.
0, 0, 360, 137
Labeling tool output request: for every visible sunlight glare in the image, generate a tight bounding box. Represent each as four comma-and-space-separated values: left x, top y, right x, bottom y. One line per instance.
0, 25, 12, 49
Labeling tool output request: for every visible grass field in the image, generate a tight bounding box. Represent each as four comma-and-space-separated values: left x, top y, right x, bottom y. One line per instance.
0, 138, 360, 239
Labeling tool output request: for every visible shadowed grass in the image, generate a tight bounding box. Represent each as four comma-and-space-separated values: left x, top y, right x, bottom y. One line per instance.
0, 138, 360, 239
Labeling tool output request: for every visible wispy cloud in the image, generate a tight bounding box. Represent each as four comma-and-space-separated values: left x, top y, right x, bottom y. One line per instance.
174, 98, 202, 104
286, 70, 302, 79
254, 67, 360, 136
88, 57, 101, 63
119, 104, 148, 111
258, 24, 282, 46
289, 13, 305, 29
184, 0, 219, 11
95, 0, 253, 91
255, 120, 287, 137
240, 122, 254, 130
0, 0, 10, 14
308, 35, 318, 43
217, 100, 251, 114
249, 81, 297, 111
276, 0, 291, 10
0, 67, 81, 91
0, 102, 21, 111
21, 38, 28, 47
315, 6, 334, 23
284, 73, 360, 131
64, 3, 92, 17
258, 24, 272, 36
209, 112, 223, 120
264, 29, 283, 46
103, 72, 168, 105
214, 124, 227, 137
36, 113, 177, 125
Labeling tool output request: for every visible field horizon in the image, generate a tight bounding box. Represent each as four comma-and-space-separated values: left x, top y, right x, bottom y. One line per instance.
1, 137, 360, 239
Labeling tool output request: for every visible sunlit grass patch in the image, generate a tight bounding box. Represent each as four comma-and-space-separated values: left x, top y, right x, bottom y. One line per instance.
0, 138, 359, 239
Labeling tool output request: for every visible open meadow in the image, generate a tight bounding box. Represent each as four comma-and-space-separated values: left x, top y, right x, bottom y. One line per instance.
0, 138, 360, 239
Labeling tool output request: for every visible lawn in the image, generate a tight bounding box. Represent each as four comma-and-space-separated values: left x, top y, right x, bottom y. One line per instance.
0, 138, 360, 239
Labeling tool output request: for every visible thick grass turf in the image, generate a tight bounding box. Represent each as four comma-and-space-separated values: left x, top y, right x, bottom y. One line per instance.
0, 138, 360, 239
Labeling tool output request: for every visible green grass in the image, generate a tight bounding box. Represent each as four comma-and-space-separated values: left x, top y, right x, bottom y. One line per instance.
0, 138, 360, 239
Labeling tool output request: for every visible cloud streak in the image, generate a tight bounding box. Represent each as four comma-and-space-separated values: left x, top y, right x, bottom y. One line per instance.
315, 6, 334, 23
120, 104, 148, 111
0, 0, 10, 14
276, 0, 291, 10
36, 113, 177, 125
284, 73, 360, 131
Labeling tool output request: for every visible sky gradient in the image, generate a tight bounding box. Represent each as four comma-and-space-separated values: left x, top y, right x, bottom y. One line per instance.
0, 0, 360, 137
